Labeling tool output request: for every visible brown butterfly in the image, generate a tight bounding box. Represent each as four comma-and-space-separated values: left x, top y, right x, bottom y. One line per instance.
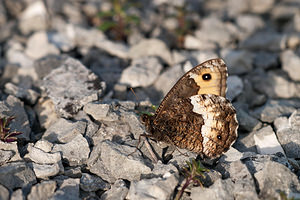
141, 58, 238, 158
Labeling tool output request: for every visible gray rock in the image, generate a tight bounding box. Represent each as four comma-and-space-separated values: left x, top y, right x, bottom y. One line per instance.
83, 102, 119, 122
48, 31, 75, 52
51, 178, 80, 200
100, 179, 129, 200
34, 55, 69, 80
252, 99, 300, 123
190, 178, 235, 200
80, 173, 110, 192
274, 116, 289, 132
281, 50, 300, 81
27, 180, 57, 200
226, 0, 250, 17
221, 49, 253, 75
64, 167, 81, 178
34, 97, 59, 129
32, 162, 62, 179
153, 63, 185, 100
276, 110, 300, 158
18, 1, 48, 35
240, 31, 286, 51
0, 95, 31, 141
195, 17, 237, 47
87, 140, 152, 183
4, 82, 39, 105
254, 161, 300, 199
42, 118, 86, 143
129, 39, 173, 65
254, 126, 285, 155
253, 51, 278, 69
24, 143, 61, 164
25, 31, 60, 60
236, 15, 264, 36
5, 40, 34, 69
0, 141, 21, 162
119, 57, 163, 88
95, 39, 129, 59
0, 150, 14, 165
0, 184, 9, 200
0, 161, 36, 190
227, 76, 243, 101
183, 35, 216, 50
52, 134, 90, 166
34, 140, 53, 153
0, 2, 7, 27
127, 172, 179, 200
234, 104, 262, 132
249, 0, 275, 14
41, 57, 106, 118
10, 189, 24, 200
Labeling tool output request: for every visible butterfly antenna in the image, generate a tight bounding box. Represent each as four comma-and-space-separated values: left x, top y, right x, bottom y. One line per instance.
130, 87, 139, 102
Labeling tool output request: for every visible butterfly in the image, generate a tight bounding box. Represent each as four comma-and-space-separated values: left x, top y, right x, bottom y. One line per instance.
141, 58, 238, 158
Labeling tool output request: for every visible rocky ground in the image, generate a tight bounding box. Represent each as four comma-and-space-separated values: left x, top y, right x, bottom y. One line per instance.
0, 0, 300, 199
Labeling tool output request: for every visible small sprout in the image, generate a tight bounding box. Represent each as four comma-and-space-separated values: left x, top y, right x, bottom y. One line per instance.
0, 116, 22, 143
98, 0, 140, 41
175, 159, 209, 200
139, 104, 158, 116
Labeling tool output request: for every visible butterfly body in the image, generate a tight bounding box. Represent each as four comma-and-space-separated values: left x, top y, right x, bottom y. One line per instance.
141, 58, 238, 158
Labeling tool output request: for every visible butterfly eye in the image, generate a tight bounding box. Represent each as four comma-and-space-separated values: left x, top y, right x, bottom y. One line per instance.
217, 135, 222, 140
202, 73, 212, 81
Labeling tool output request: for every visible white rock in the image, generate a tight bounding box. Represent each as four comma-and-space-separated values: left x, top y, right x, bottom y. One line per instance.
24, 144, 61, 164
253, 126, 285, 155
119, 57, 163, 87
32, 163, 61, 179
25, 31, 60, 59
281, 50, 300, 81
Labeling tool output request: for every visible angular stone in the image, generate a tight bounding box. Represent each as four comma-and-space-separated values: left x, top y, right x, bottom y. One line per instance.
236, 15, 264, 35
234, 104, 262, 132
80, 173, 110, 192
0, 150, 14, 165
95, 39, 129, 59
27, 181, 56, 200
0, 184, 9, 200
183, 35, 216, 50
221, 49, 253, 75
252, 99, 300, 123
34, 97, 59, 129
281, 50, 300, 81
34, 140, 53, 153
0, 141, 21, 162
254, 126, 285, 155
41, 57, 106, 118
4, 82, 39, 105
227, 76, 243, 101
0, 95, 31, 141
87, 140, 151, 183
119, 57, 163, 88
24, 143, 61, 164
254, 161, 300, 199
32, 162, 62, 179
100, 179, 129, 200
0, 161, 36, 190
253, 51, 278, 69
18, 1, 48, 34
51, 178, 80, 200
52, 134, 90, 166
240, 31, 286, 51
83, 102, 119, 122
127, 172, 179, 200
129, 39, 173, 65
43, 118, 86, 143
25, 31, 60, 60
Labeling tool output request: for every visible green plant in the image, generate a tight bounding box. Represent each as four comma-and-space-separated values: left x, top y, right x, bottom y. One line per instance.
98, 0, 140, 41
0, 116, 22, 142
175, 159, 209, 200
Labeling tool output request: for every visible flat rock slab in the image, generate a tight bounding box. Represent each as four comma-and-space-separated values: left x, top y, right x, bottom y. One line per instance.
41, 57, 106, 118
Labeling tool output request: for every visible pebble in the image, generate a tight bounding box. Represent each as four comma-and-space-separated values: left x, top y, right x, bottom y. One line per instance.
52, 134, 90, 166
80, 173, 110, 192
129, 39, 173, 65
281, 50, 300, 81
27, 181, 57, 200
0, 184, 9, 200
41, 57, 106, 118
42, 118, 86, 143
227, 76, 243, 101
4, 82, 39, 105
119, 57, 163, 88
100, 179, 129, 200
24, 143, 61, 164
